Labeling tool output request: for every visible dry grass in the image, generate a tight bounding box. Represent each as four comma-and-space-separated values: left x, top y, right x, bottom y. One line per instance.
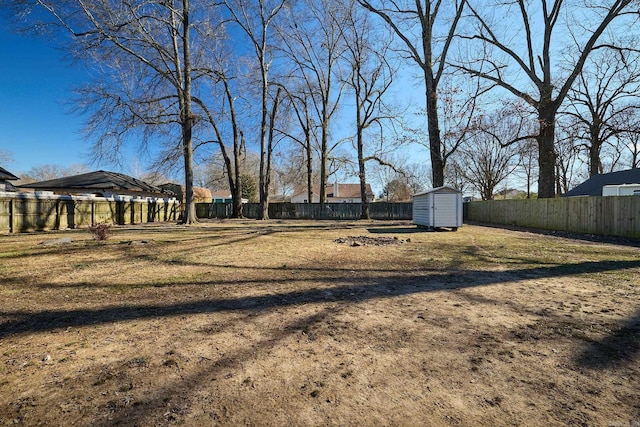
0, 220, 639, 426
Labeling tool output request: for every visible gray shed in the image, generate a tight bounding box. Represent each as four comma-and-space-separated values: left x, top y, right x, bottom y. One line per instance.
413, 186, 463, 231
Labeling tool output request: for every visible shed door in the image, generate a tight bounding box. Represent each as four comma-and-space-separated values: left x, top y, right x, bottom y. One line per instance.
432, 193, 457, 227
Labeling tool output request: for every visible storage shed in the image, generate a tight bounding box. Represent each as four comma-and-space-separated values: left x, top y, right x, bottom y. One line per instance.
413, 186, 463, 231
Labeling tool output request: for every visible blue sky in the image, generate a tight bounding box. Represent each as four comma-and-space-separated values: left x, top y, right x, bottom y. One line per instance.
0, 14, 154, 179
0, 14, 97, 175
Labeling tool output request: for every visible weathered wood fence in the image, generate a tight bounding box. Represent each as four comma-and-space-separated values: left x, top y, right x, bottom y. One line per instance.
196, 202, 413, 220
0, 192, 179, 234
466, 196, 640, 239
7, 192, 637, 238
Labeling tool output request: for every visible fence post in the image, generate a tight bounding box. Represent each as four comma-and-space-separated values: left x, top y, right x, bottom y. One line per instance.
9, 197, 14, 234
55, 199, 60, 230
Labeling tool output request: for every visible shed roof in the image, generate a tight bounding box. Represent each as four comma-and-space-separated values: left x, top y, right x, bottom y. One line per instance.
20, 170, 168, 194
0, 166, 19, 181
563, 169, 640, 197
413, 186, 462, 197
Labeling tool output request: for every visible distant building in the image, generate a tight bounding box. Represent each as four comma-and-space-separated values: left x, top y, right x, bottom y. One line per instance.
158, 183, 213, 203
0, 166, 19, 192
19, 170, 173, 198
209, 190, 247, 204
602, 184, 640, 196
493, 188, 527, 199
563, 169, 640, 197
290, 183, 375, 203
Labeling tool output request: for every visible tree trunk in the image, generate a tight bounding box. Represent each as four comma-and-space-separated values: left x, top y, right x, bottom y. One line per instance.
263, 88, 282, 221
319, 121, 328, 216
306, 141, 313, 203
230, 131, 243, 218
224, 155, 241, 219
537, 107, 557, 198
258, 33, 269, 220
425, 70, 444, 188
589, 128, 602, 177
357, 111, 370, 220
180, 0, 197, 224
182, 119, 197, 223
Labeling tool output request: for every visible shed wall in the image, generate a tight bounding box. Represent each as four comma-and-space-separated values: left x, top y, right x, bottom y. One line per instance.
413, 191, 463, 228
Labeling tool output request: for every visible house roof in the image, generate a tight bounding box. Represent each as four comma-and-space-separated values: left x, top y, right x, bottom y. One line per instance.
20, 170, 168, 194
211, 190, 232, 198
0, 166, 19, 181
292, 183, 374, 199
563, 169, 640, 197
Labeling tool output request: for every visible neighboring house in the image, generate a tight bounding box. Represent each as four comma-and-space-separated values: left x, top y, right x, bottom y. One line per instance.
158, 183, 213, 203
290, 183, 375, 203
20, 170, 174, 198
269, 194, 291, 203
0, 166, 19, 192
209, 190, 247, 204
563, 169, 640, 197
602, 184, 640, 196
494, 188, 526, 199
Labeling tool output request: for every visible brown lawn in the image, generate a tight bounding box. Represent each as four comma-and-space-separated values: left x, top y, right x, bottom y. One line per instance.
0, 220, 639, 426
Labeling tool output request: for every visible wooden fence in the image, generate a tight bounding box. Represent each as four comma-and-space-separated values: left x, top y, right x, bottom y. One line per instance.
0, 193, 179, 234
466, 196, 640, 239
196, 202, 413, 220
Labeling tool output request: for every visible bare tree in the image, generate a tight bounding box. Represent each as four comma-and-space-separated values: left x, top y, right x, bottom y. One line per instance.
624, 131, 640, 169
0, 150, 12, 165
380, 176, 413, 201
279, 0, 348, 208
516, 138, 539, 199
195, 45, 249, 218
224, 0, 288, 220
16, 163, 90, 184
596, 109, 640, 172
370, 152, 426, 198
564, 47, 640, 176
358, 0, 468, 188
7, 0, 221, 223
404, 161, 433, 194
403, 76, 487, 183
202, 150, 261, 193
459, 112, 521, 200
279, 86, 318, 203
445, 158, 469, 194
271, 145, 309, 198
617, 111, 640, 168
341, 0, 397, 218
555, 124, 586, 194
458, 0, 637, 198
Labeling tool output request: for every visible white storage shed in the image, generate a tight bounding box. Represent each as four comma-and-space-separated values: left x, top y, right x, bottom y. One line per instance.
413, 186, 463, 231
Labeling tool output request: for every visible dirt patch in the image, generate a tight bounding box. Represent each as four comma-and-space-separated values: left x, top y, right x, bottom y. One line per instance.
334, 235, 406, 246
0, 221, 639, 426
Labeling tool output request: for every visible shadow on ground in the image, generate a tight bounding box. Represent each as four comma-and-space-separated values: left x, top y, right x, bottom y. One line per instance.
3, 259, 639, 341
467, 221, 640, 248
575, 307, 640, 369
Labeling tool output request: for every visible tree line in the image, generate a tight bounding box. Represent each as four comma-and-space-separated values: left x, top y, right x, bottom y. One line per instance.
3, 0, 639, 221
